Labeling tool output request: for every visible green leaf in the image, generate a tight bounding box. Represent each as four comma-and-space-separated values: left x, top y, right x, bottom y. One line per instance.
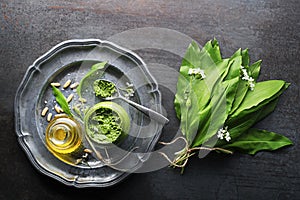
220, 128, 293, 155
175, 40, 226, 144
192, 82, 228, 147
229, 80, 287, 120
224, 55, 242, 81
225, 109, 262, 143
181, 40, 222, 73
255, 98, 279, 123
230, 48, 242, 59
204, 38, 222, 64
76, 61, 107, 98
215, 83, 288, 147
223, 76, 240, 114
52, 86, 73, 117
221, 55, 243, 114
216, 106, 264, 147
254, 82, 289, 122
175, 75, 204, 143
179, 87, 202, 144
249, 60, 261, 80
181, 41, 203, 70
91, 62, 107, 71
175, 41, 213, 119
229, 79, 249, 115
225, 81, 288, 140
241, 49, 249, 66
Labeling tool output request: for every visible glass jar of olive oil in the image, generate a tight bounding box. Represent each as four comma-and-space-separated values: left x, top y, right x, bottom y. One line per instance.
45, 114, 84, 165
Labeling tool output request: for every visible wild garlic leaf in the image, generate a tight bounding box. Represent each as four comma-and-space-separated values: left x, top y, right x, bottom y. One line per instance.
229, 80, 287, 120
223, 76, 240, 114
226, 49, 252, 113
218, 83, 288, 147
220, 128, 293, 155
227, 50, 250, 115
254, 97, 279, 122
190, 63, 230, 146
249, 60, 262, 81
224, 55, 242, 81
175, 39, 229, 144
226, 81, 288, 134
91, 62, 107, 71
229, 79, 249, 115
241, 49, 249, 67
224, 109, 262, 145
191, 82, 228, 147
181, 41, 203, 70
76, 61, 107, 98
204, 39, 222, 64
179, 86, 202, 144
191, 104, 211, 146
219, 85, 287, 147
254, 83, 289, 122
174, 41, 212, 119
231, 48, 242, 59
221, 55, 243, 114
52, 86, 73, 117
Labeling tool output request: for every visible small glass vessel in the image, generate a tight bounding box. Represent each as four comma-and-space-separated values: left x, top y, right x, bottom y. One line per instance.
45, 114, 84, 165
84, 101, 131, 145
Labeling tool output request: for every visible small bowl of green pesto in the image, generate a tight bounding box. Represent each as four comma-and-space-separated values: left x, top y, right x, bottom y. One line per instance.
84, 101, 130, 145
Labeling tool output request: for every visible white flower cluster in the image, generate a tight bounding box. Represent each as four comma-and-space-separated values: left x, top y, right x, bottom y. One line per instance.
217, 126, 231, 142
188, 68, 206, 79
240, 66, 255, 90
124, 82, 134, 98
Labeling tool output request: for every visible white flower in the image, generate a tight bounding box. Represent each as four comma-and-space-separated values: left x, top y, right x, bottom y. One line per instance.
240, 66, 255, 90
126, 82, 134, 87
188, 68, 206, 79
217, 126, 231, 142
249, 82, 255, 90
225, 132, 231, 142
217, 130, 224, 139
120, 82, 135, 99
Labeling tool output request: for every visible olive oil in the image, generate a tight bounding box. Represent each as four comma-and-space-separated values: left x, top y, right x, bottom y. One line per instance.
45, 114, 84, 165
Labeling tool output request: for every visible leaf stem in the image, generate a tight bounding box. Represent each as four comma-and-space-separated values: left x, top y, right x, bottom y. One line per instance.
158, 136, 233, 172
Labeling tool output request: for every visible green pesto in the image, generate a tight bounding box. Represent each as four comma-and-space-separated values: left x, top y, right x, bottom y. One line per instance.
84, 102, 130, 144
93, 79, 116, 98
88, 107, 122, 143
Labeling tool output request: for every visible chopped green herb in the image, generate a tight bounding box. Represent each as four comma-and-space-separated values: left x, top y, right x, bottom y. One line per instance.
84, 102, 130, 144
93, 79, 116, 98
89, 107, 122, 143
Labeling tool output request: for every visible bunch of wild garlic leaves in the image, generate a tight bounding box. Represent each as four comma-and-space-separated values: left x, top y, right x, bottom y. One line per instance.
172, 39, 292, 169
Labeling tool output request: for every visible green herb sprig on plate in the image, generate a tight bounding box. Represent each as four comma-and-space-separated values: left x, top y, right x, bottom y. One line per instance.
169, 39, 292, 171
52, 85, 73, 117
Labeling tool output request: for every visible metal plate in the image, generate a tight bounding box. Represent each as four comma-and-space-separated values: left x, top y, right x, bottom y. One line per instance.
15, 39, 163, 187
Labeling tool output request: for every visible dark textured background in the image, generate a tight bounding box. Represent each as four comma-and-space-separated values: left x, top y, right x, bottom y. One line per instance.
0, 0, 299, 199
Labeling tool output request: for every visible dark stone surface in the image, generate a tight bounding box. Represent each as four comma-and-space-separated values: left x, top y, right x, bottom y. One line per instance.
0, 0, 299, 199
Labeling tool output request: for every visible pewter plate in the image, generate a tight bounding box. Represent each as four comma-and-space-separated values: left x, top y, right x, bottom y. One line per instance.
15, 39, 163, 187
